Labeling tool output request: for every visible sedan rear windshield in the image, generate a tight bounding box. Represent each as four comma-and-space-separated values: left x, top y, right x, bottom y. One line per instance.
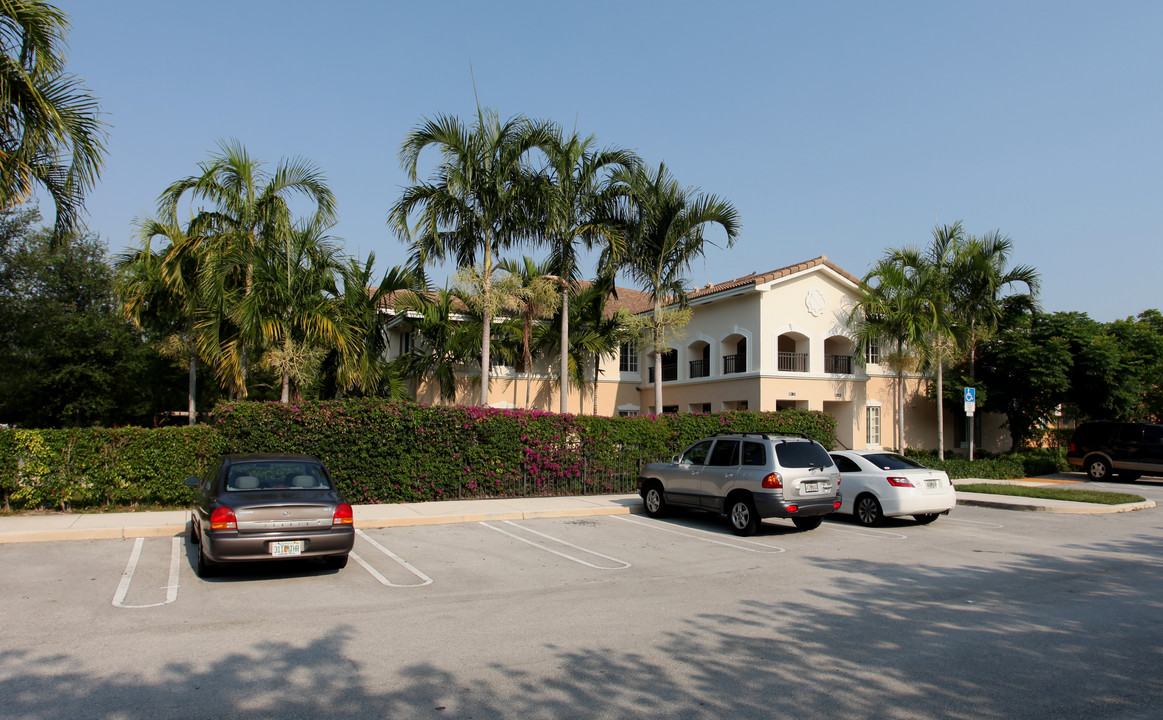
862, 453, 927, 470
774, 442, 833, 469
224, 462, 332, 492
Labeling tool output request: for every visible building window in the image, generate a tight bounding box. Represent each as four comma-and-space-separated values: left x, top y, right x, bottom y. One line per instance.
400, 330, 414, 356
619, 410, 638, 417
619, 341, 638, 372
866, 406, 881, 445
864, 340, 880, 365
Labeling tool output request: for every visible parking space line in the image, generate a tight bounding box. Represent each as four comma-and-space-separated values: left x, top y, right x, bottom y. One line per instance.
822, 525, 908, 540
479, 521, 632, 570
942, 517, 1004, 529
611, 515, 786, 554
112, 537, 181, 609
352, 529, 433, 587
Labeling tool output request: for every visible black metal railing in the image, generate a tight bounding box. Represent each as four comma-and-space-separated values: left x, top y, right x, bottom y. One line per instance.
648, 364, 678, 383
689, 358, 710, 378
723, 353, 746, 374
825, 354, 853, 374
778, 352, 809, 372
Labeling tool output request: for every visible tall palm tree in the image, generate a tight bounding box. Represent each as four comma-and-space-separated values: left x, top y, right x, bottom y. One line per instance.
850, 257, 937, 451
615, 163, 740, 414
390, 109, 555, 407
116, 217, 207, 424
544, 277, 632, 416
241, 219, 349, 403
914, 222, 965, 459
158, 139, 336, 396
0, 0, 107, 236
539, 128, 638, 413
498, 256, 559, 409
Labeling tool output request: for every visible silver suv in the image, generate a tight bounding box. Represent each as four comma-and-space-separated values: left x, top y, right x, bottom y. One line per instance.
637, 432, 842, 536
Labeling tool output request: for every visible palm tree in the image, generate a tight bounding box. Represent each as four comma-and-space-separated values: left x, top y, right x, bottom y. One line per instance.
390, 109, 555, 407
850, 256, 937, 451
615, 163, 740, 414
241, 219, 349, 403
914, 222, 965, 460
497, 256, 559, 409
393, 287, 479, 403
158, 139, 336, 396
545, 277, 632, 416
116, 217, 207, 424
539, 128, 638, 413
0, 0, 107, 236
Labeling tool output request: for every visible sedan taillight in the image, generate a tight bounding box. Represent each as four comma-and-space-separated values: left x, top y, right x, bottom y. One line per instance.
762, 473, 783, 489
210, 507, 237, 530
333, 502, 354, 526
886, 476, 915, 487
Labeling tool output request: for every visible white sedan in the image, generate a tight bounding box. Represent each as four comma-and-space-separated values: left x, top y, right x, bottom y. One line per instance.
829, 450, 956, 526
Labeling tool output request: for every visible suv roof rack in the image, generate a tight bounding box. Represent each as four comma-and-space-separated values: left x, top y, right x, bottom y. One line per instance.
713, 431, 813, 441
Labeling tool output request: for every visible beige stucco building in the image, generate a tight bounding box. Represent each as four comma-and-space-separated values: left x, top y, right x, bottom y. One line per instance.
384, 255, 1009, 453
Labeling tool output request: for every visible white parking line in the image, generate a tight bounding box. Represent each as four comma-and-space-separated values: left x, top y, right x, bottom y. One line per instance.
822, 525, 908, 540
351, 529, 433, 587
942, 517, 1004, 529
112, 537, 181, 609
479, 521, 632, 570
611, 515, 786, 553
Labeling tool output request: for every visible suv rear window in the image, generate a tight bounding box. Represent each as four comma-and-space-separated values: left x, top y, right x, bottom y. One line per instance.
225, 462, 331, 492
774, 442, 833, 469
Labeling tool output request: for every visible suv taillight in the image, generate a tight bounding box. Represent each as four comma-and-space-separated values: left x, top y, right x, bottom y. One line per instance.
886, 477, 914, 487
762, 473, 783, 489
210, 507, 237, 530
333, 503, 354, 526
1069, 442, 1077, 453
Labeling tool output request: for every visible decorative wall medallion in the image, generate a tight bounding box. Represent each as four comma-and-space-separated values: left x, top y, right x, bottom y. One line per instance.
805, 289, 826, 317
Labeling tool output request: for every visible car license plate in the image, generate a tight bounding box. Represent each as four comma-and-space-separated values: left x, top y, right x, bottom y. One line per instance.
925, 480, 938, 489
802, 482, 821, 494
270, 540, 303, 557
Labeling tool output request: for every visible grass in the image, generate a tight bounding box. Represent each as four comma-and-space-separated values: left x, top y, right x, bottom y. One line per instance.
955, 483, 1145, 505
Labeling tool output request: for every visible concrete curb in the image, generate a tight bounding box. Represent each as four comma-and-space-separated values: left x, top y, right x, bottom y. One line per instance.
956, 493, 1157, 514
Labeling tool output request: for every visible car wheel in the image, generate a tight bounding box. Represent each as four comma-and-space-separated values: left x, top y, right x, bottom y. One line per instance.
728, 497, 759, 537
196, 544, 217, 579
326, 554, 348, 570
854, 494, 884, 527
643, 483, 668, 518
913, 513, 940, 525
792, 516, 823, 531
189, 518, 199, 545
1086, 457, 1111, 481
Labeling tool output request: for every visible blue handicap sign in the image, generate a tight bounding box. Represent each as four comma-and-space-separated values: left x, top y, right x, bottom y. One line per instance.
964, 387, 976, 403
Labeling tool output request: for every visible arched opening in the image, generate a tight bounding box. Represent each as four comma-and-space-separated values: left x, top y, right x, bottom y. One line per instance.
824, 335, 855, 374
688, 340, 711, 378
777, 332, 809, 372
722, 334, 747, 374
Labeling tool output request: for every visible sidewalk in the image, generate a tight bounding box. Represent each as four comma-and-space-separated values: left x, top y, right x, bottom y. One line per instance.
0, 480, 1154, 544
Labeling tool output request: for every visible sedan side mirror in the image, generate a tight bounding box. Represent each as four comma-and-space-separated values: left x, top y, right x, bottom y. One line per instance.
184, 476, 200, 487
671, 454, 681, 464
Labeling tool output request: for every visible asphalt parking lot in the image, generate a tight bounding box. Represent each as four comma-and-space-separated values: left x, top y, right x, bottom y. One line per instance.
3, 482, 1163, 720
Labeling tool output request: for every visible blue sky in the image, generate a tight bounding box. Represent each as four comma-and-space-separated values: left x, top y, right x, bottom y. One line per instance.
53, 1, 1162, 322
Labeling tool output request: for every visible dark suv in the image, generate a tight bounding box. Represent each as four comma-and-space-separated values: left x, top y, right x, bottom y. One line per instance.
1066, 422, 1163, 481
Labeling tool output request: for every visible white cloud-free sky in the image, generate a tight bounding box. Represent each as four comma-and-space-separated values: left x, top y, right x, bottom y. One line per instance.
51, 0, 1163, 321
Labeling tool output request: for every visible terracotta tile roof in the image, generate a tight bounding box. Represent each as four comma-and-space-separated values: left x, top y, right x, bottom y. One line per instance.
684, 255, 859, 303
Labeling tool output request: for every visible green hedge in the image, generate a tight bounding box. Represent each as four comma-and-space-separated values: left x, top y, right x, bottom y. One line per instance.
0, 426, 224, 510
214, 401, 838, 504
904, 448, 1069, 479
0, 402, 837, 510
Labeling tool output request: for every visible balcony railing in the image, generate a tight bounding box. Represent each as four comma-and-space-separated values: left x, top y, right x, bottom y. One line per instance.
825, 354, 853, 374
723, 353, 746, 374
647, 364, 678, 383
689, 358, 710, 378
777, 352, 809, 372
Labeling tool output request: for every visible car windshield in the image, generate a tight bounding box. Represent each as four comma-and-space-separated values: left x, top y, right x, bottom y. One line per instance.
862, 453, 927, 470
225, 461, 331, 492
774, 441, 833, 468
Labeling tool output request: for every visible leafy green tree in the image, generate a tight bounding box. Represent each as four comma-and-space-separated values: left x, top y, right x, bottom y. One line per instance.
1110, 310, 1163, 422
0, 215, 177, 426
392, 287, 479, 402
538, 128, 638, 412
158, 139, 336, 397
0, 0, 107, 236
390, 109, 555, 406
614, 163, 740, 414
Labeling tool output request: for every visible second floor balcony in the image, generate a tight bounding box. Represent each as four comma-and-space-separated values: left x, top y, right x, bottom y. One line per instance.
648, 364, 678, 384
689, 358, 710, 378
723, 353, 746, 374
825, 354, 853, 374
778, 352, 809, 372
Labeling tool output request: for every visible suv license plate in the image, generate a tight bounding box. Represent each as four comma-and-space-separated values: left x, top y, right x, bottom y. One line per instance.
802, 482, 821, 494
270, 540, 303, 557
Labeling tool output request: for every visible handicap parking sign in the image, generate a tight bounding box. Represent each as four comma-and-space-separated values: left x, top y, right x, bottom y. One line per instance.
964, 387, 976, 403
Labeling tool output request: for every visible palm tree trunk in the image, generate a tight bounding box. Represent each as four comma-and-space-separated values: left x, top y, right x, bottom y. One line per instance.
480, 254, 492, 408
188, 349, 197, 425
897, 369, 905, 451
593, 353, 600, 416
560, 287, 569, 414
936, 354, 945, 460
